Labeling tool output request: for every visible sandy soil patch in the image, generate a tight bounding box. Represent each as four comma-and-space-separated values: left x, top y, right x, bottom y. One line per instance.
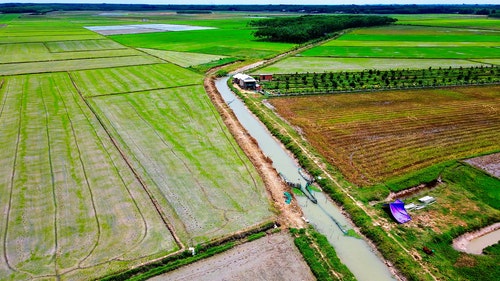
464, 152, 500, 179
150, 232, 315, 281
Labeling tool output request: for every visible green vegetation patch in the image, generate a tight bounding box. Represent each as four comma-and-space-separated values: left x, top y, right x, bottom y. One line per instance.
0, 73, 177, 280
88, 86, 273, 243
138, 48, 228, 67
291, 228, 356, 281
249, 15, 396, 43
71, 63, 202, 97
261, 66, 499, 95
111, 28, 294, 59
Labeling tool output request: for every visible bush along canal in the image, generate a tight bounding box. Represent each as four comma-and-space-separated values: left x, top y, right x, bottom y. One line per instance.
215, 77, 397, 281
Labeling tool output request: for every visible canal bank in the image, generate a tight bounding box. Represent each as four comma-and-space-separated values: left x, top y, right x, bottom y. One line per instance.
214, 77, 398, 281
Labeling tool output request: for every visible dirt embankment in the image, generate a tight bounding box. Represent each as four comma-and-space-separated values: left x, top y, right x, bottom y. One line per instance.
453, 223, 500, 254
204, 76, 305, 228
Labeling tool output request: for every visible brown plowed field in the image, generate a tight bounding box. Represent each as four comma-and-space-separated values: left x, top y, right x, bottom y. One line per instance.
150, 232, 316, 281
269, 85, 500, 186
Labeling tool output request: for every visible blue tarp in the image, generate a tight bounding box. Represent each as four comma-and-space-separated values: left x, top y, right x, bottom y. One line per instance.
389, 199, 412, 224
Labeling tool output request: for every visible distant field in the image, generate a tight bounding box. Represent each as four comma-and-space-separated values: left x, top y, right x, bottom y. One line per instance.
138, 48, 228, 67
258, 24, 499, 73
395, 14, 500, 30
0, 55, 163, 75
0, 42, 141, 64
71, 63, 202, 96
88, 86, 272, 243
269, 85, 500, 186
0, 73, 177, 280
255, 57, 488, 74
111, 25, 294, 59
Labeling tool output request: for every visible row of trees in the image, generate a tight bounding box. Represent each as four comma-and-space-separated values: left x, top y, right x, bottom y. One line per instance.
0, 3, 497, 15
249, 15, 396, 44
261, 65, 499, 95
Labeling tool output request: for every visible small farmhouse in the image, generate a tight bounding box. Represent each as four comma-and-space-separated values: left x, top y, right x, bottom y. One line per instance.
259, 74, 273, 81
233, 73, 257, 90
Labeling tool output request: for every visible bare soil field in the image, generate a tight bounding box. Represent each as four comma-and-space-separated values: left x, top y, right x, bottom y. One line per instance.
465, 152, 500, 178
150, 232, 315, 281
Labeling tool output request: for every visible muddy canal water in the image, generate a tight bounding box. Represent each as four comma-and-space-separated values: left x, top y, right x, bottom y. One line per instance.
216, 77, 396, 281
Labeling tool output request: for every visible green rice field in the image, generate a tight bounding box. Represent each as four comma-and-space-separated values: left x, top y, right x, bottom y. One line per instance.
257, 24, 499, 74
0, 12, 273, 280
88, 86, 272, 243
0, 73, 177, 280
138, 48, 229, 68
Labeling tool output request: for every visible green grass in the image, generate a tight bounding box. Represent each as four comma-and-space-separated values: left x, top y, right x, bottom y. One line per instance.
110, 27, 294, 59
0, 73, 177, 280
88, 86, 273, 244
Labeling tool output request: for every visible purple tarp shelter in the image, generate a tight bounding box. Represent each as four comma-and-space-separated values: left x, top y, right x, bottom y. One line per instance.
389, 199, 412, 224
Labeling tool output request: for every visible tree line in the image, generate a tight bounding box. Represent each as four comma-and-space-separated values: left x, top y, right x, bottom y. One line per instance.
0, 3, 498, 15
249, 15, 396, 44
262, 65, 499, 95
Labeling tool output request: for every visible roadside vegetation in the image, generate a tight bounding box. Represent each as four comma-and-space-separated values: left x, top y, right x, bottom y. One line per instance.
291, 227, 356, 281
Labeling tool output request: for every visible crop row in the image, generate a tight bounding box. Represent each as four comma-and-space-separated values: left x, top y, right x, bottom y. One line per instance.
262, 65, 499, 96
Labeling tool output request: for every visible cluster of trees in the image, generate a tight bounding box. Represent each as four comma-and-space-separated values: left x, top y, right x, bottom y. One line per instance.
262, 65, 499, 95
249, 15, 396, 43
0, 3, 497, 15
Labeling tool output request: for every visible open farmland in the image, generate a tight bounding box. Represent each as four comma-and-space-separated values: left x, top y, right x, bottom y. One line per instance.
109, 15, 295, 59
256, 24, 499, 74
0, 13, 274, 280
0, 73, 177, 280
269, 85, 500, 186
86, 85, 273, 244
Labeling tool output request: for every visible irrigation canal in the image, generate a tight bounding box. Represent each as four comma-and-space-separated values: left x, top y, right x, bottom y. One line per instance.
215, 77, 397, 281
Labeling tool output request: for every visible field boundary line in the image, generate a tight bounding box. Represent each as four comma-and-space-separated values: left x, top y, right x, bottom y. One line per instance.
67, 71, 184, 251
85, 83, 201, 98
2, 77, 24, 275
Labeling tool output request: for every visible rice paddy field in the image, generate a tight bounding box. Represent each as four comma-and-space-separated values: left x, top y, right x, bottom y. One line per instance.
0, 12, 273, 280
268, 85, 500, 186
256, 18, 500, 74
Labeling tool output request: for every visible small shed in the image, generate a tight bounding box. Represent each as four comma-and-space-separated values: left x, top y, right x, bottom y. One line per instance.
259, 74, 273, 81
233, 73, 257, 90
